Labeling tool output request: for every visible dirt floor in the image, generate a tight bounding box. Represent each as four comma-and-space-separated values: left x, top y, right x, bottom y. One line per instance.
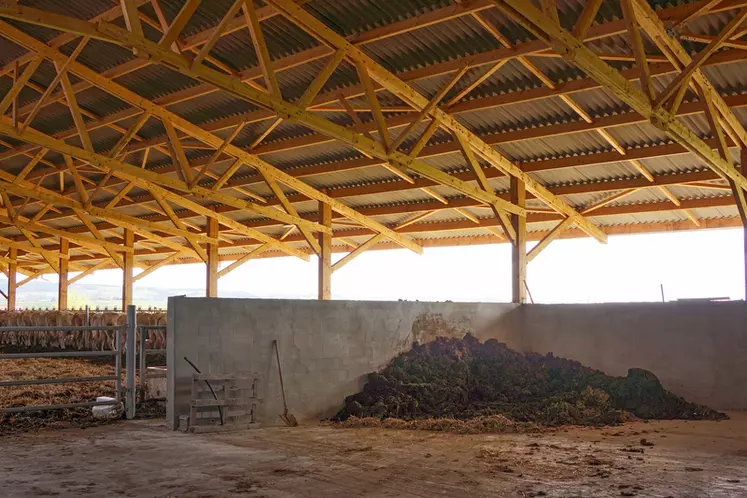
1, 415, 746, 498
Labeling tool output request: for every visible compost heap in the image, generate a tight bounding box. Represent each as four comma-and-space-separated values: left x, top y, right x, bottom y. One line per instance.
334, 334, 726, 426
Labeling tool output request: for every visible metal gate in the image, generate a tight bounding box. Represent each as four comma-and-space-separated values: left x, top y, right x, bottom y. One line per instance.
137, 324, 167, 403
0, 305, 144, 418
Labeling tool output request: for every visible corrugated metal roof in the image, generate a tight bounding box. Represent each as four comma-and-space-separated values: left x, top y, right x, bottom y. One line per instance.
1, 0, 744, 266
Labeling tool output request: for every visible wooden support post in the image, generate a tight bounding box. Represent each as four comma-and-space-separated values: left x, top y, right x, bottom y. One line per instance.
741, 148, 747, 299
122, 228, 134, 310
7, 247, 16, 311
318, 201, 332, 300
511, 177, 527, 304
206, 216, 219, 297
58, 238, 69, 310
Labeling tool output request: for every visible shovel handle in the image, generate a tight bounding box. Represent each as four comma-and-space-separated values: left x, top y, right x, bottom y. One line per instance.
273, 340, 289, 413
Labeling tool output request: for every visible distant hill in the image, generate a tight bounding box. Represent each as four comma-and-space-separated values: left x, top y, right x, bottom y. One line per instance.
0, 277, 280, 310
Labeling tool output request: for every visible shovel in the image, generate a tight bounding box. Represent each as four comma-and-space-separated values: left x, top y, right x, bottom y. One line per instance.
272, 340, 298, 427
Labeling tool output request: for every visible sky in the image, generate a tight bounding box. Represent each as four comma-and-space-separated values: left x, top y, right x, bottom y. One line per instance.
24, 226, 743, 306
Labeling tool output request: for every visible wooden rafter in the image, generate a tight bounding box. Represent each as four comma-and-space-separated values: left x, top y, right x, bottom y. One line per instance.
68, 259, 112, 285
159, 0, 201, 49
527, 217, 573, 262
620, 0, 654, 102
1, 0, 743, 172
655, 7, 747, 109
489, 0, 747, 196
0, 19, 420, 255
266, 0, 601, 240
0, 0, 744, 272
20, 36, 89, 134
242, 0, 280, 96
120, 0, 143, 38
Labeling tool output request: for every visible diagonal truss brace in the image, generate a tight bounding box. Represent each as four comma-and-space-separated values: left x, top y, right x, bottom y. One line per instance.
0, 6, 530, 250
0, 14, 420, 254
489, 0, 747, 196
264, 0, 603, 243
0, 118, 311, 261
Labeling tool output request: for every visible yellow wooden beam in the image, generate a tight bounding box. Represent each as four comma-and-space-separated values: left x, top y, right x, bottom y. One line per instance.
192, 0, 243, 67
389, 65, 468, 153
151, 190, 209, 261
489, 0, 747, 197
572, 0, 603, 38
264, 0, 602, 242
0, 118, 314, 260
159, 0, 201, 49
655, 7, 747, 109
318, 201, 332, 300
120, 0, 143, 38
0, 21, 394, 249
0, 211, 129, 254
58, 70, 94, 152
133, 251, 181, 282
217, 244, 269, 278
0, 233, 66, 260
20, 36, 89, 134
630, 0, 747, 150
68, 259, 113, 285
242, 0, 280, 96
510, 177, 526, 303
0, 55, 43, 115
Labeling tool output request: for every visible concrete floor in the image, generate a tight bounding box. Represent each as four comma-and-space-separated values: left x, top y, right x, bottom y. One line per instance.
1, 415, 746, 497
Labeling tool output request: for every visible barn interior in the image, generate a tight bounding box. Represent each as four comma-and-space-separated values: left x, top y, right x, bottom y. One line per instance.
1, 0, 747, 496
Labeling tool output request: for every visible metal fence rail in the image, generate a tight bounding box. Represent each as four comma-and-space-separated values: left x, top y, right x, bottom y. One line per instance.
0, 325, 123, 332
0, 306, 142, 416
138, 324, 167, 403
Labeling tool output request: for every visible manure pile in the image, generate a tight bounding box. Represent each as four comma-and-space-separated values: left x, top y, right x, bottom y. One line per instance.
334, 335, 726, 427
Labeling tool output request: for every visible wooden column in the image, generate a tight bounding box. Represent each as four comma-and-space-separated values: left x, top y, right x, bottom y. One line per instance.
740, 149, 747, 299
122, 229, 134, 310
318, 201, 332, 300
7, 247, 17, 311
510, 177, 527, 304
206, 217, 219, 297
58, 238, 69, 310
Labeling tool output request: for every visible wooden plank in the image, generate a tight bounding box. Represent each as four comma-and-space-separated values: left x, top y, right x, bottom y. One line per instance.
527, 217, 573, 262
572, 0, 604, 38
621, 0, 654, 101
133, 252, 181, 282
0, 20, 417, 254
656, 7, 747, 108
191, 397, 256, 407
242, 0, 280, 96
355, 60, 391, 148
388, 66, 468, 153
20, 37, 89, 133
264, 0, 599, 241
191, 0, 243, 67
0, 55, 43, 115
120, 0, 143, 38
160, 0, 202, 49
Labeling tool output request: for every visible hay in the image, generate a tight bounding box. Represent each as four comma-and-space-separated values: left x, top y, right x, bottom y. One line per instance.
336, 414, 537, 434
333, 334, 727, 427
0, 358, 119, 435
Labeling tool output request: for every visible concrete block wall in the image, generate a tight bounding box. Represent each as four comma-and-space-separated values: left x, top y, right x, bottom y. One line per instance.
515, 301, 747, 411
167, 297, 747, 429
166, 298, 519, 429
